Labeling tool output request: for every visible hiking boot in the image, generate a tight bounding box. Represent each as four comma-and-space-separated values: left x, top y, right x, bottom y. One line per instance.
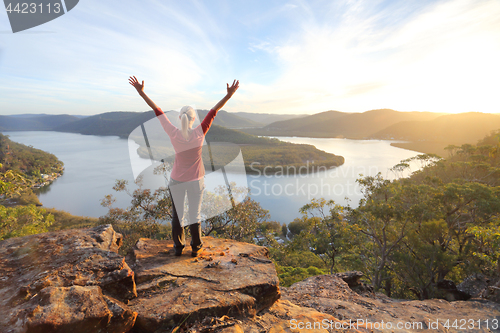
191, 244, 203, 257
174, 246, 184, 256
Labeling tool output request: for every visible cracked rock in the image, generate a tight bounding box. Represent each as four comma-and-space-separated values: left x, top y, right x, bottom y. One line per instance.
125, 236, 280, 332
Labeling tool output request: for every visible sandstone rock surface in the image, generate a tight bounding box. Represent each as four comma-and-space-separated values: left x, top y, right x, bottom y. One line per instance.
125, 236, 280, 332
282, 274, 500, 333
0, 224, 137, 333
181, 299, 351, 333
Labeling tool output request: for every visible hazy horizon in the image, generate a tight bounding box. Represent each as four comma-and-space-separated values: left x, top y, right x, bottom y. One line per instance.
1, 108, 498, 118
1, 0, 499, 116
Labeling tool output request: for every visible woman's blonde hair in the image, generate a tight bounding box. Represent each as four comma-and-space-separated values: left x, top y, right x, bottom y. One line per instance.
180, 106, 196, 140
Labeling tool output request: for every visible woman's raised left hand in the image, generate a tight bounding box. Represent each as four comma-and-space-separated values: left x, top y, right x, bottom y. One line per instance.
226, 80, 239, 97
129, 76, 145, 94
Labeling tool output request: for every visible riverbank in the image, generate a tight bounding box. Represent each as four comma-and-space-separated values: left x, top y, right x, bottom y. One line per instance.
5, 131, 421, 222
33, 167, 64, 189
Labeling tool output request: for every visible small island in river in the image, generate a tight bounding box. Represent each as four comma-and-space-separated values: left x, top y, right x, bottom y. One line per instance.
134, 124, 344, 175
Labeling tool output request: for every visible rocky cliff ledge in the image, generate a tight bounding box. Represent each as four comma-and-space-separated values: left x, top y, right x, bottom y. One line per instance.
125, 236, 280, 332
1, 225, 500, 333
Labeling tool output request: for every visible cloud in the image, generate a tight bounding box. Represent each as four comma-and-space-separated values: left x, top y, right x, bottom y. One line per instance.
1, 0, 499, 115
282, 4, 298, 11
242, 0, 500, 114
0, 0, 226, 114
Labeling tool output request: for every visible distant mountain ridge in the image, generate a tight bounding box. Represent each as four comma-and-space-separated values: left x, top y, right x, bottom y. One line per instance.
196, 110, 264, 128
371, 112, 500, 143
242, 109, 446, 139
7, 113, 88, 119
239, 109, 500, 157
52, 111, 155, 138
372, 112, 500, 156
0, 110, 298, 139
232, 112, 308, 126
0, 114, 80, 131
3, 109, 499, 157
0, 109, 278, 134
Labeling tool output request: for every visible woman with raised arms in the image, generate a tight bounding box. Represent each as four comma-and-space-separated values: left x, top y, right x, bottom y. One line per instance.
129, 76, 239, 257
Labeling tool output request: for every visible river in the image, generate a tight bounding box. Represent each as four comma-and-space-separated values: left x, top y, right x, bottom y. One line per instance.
4, 131, 422, 223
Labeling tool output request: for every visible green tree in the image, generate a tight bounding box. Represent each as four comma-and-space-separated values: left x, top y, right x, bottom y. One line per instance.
299, 198, 359, 274
201, 184, 270, 243
0, 163, 31, 201
468, 221, 500, 276
351, 142, 500, 298
0, 163, 54, 240
347, 174, 411, 290
100, 177, 173, 254
392, 219, 458, 299
0, 204, 54, 240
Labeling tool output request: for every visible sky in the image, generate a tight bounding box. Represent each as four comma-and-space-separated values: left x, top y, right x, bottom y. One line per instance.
0, 0, 499, 116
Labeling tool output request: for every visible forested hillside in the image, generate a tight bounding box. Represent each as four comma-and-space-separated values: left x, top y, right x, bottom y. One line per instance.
243, 109, 443, 138
0, 133, 63, 178
242, 109, 500, 157
273, 130, 500, 297
0, 134, 97, 240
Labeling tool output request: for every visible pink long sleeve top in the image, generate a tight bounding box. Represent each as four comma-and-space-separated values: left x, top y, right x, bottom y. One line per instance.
154, 107, 217, 182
